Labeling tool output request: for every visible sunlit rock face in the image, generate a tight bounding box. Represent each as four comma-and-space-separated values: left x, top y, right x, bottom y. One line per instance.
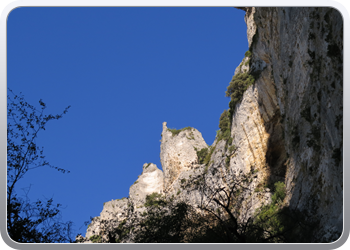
79, 164, 164, 243
160, 122, 208, 192
243, 7, 343, 241
80, 7, 342, 243
129, 163, 164, 207
83, 198, 129, 242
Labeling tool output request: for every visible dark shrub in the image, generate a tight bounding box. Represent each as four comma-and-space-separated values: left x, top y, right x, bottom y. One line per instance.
226, 73, 255, 112
196, 148, 209, 165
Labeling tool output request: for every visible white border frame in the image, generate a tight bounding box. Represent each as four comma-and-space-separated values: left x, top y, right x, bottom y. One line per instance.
1, 1, 348, 250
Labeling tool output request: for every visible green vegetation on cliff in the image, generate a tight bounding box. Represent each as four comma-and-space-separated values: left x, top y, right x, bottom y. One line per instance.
226, 72, 255, 113
167, 127, 193, 136
217, 109, 231, 141
107, 176, 316, 243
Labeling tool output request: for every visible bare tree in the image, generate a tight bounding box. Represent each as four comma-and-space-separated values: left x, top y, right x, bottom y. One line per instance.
187, 162, 318, 243
7, 89, 74, 243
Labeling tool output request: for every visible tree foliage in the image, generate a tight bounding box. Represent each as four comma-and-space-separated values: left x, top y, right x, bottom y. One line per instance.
196, 147, 209, 165
226, 73, 255, 113
7, 89, 73, 243
134, 194, 192, 243
97, 168, 317, 243
217, 109, 231, 142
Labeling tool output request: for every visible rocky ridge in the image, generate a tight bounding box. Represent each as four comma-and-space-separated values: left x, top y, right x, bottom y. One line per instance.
77, 7, 343, 243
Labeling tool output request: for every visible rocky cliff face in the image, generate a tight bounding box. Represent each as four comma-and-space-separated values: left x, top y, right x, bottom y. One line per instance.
245, 7, 343, 241
77, 7, 343, 243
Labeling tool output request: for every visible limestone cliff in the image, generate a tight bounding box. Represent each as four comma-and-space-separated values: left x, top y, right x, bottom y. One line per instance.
160, 122, 208, 191
244, 7, 343, 241
77, 7, 343, 243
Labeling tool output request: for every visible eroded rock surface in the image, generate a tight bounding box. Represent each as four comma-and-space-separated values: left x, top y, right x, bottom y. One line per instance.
245, 7, 343, 241
129, 163, 164, 207
160, 122, 208, 191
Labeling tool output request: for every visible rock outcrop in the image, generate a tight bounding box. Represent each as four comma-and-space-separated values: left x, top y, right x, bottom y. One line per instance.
78, 7, 343, 243
160, 122, 208, 191
83, 198, 129, 243
129, 163, 164, 207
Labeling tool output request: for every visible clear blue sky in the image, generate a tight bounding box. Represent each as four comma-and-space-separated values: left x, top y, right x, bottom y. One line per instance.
7, 7, 247, 237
